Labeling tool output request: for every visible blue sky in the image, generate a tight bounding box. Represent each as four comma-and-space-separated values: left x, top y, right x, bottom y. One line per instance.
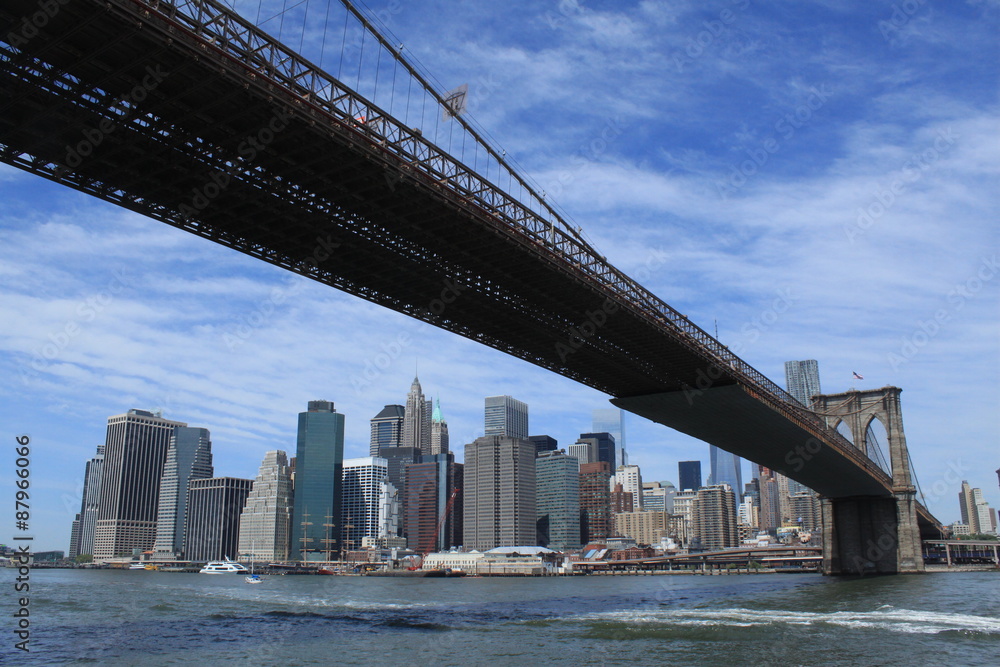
1, 0, 997, 551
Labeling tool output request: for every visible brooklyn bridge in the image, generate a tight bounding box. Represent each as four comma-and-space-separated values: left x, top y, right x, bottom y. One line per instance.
0, 0, 944, 573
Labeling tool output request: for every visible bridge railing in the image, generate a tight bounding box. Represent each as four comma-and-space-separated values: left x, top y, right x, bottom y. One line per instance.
138, 0, 883, 481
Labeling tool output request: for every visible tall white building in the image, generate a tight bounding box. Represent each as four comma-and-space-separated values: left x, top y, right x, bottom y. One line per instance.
484, 395, 528, 440
671, 490, 697, 546
237, 450, 293, 563
784, 359, 821, 405
611, 465, 644, 511
959, 480, 997, 534
341, 457, 390, 549
377, 481, 400, 541
568, 437, 597, 464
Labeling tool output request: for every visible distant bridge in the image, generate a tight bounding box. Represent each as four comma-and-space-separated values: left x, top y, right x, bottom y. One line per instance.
0, 0, 942, 572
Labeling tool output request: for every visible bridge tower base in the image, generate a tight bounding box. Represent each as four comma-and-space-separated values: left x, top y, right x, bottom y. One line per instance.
821, 495, 924, 575
813, 387, 925, 575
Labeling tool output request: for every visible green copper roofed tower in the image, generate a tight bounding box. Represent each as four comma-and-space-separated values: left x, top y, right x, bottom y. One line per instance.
430, 398, 449, 455
290, 400, 345, 562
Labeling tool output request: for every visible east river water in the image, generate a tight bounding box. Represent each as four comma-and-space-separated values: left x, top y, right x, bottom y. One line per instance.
3, 569, 998, 665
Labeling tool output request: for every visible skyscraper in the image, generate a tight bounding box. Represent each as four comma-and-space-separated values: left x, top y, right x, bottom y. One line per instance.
377, 481, 402, 546
612, 464, 644, 511
782, 362, 820, 500
405, 452, 463, 553
403, 377, 432, 455
154, 427, 213, 559
369, 404, 404, 456
691, 484, 738, 550
959, 481, 996, 535
788, 491, 822, 532
430, 399, 450, 455
463, 435, 536, 550
341, 457, 389, 551
678, 460, 702, 492
610, 483, 634, 515
535, 450, 580, 552
484, 395, 529, 440
757, 468, 781, 533
579, 461, 612, 544
237, 450, 293, 563
592, 408, 627, 467
528, 435, 558, 457
784, 359, 821, 406
579, 432, 616, 471
184, 477, 253, 562
568, 437, 598, 464
671, 490, 696, 546
641, 481, 673, 513
72, 444, 104, 558
93, 409, 186, 560
290, 400, 346, 561
709, 445, 742, 496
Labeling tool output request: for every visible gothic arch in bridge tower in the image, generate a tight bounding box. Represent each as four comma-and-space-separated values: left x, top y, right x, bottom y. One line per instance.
810, 386, 925, 574
811, 387, 913, 487
833, 419, 855, 447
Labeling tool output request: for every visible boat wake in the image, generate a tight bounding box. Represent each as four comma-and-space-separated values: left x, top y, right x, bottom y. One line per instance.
564, 607, 1000, 636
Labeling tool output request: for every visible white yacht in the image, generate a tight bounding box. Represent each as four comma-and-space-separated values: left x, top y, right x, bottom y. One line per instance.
199, 558, 249, 574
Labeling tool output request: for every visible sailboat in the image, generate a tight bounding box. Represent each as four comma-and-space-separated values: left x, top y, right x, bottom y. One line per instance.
244, 544, 263, 583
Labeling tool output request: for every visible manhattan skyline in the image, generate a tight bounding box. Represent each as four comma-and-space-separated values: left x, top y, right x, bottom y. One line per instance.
1, 0, 997, 552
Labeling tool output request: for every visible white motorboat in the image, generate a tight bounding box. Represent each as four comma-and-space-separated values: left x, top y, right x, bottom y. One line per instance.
127, 561, 146, 570
199, 558, 249, 574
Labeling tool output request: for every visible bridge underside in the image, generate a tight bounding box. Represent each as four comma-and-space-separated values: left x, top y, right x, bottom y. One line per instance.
614, 386, 890, 497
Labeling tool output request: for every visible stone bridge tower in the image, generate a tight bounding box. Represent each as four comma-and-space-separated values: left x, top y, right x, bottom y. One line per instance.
810, 386, 924, 574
